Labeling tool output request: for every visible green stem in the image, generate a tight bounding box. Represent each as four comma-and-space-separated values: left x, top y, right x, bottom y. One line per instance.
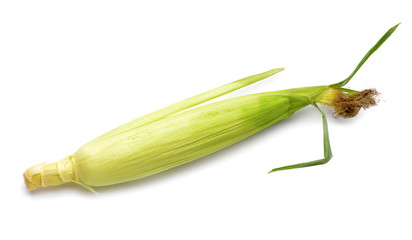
329, 23, 399, 88
268, 102, 332, 173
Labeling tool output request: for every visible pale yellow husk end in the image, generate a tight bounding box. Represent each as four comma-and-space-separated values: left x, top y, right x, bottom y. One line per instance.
23, 156, 77, 190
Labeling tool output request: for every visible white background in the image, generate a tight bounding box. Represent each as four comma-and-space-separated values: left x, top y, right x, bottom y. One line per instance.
1, 1, 411, 239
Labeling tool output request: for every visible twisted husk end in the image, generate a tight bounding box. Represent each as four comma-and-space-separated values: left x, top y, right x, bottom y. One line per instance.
23, 156, 77, 190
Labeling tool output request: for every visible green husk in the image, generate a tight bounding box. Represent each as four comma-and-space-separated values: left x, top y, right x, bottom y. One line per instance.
23, 24, 399, 192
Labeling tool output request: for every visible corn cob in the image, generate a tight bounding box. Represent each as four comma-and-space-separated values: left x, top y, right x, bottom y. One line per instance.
23, 24, 398, 192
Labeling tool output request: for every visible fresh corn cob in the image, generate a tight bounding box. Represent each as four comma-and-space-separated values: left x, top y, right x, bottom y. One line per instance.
23, 24, 398, 192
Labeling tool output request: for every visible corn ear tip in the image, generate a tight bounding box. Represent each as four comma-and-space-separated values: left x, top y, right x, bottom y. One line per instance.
23, 171, 38, 190
23, 162, 45, 191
